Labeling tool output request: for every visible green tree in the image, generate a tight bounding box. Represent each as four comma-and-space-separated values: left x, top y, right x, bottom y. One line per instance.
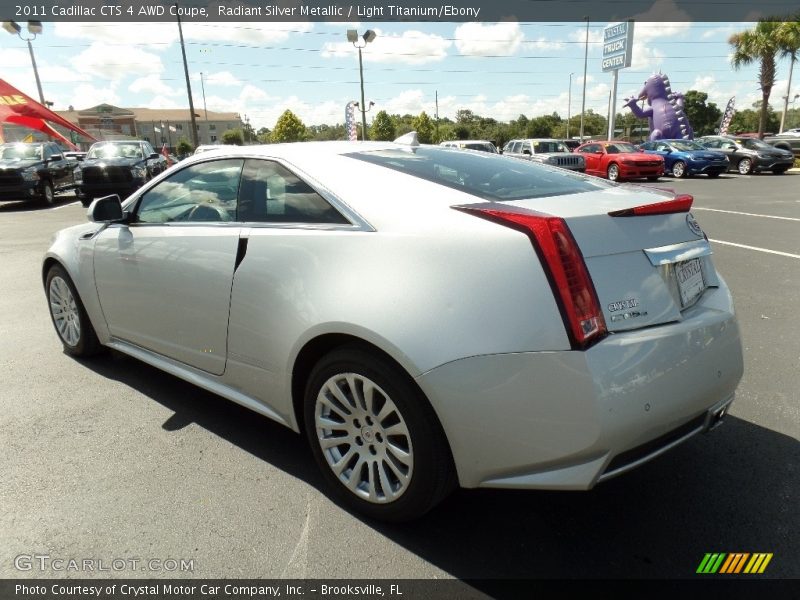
176, 137, 193, 156
271, 109, 307, 143
221, 128, 244, 145
413, 111, 434, 143
256, 127, 271, 143
729, 20, 784, 138
683, 90, 723, 136
370, 110, 396, 141
526, 113, 562, 138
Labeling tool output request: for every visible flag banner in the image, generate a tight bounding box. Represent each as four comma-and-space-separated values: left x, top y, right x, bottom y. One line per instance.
719, 97, 736, 135
345, 101, 358, 141
0, 79, 95, 147
161, 143, 172, 166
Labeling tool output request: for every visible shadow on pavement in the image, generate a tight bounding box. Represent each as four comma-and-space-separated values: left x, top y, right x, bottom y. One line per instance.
80, 350, 799, 582
0, 194, 78, 212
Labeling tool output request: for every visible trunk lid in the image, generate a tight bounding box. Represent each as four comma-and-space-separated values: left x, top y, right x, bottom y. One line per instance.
506, 185, 717, 332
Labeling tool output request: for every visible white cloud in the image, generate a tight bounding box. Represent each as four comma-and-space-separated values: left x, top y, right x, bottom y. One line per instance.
129, 74, 181, 97
54, 22, 177, 46
182, 21, 313, 44
523, 38, 565, 51
454, 22, 524, 57
142, 95, 183, 110
322, 29, 450, 65
204, 71, 242, 87
0, 48, 31, 69
68, 83, 121, 109
73, 43, 164, 81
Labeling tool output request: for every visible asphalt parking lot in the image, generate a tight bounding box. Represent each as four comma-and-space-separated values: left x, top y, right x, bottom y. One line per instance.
1, 172, 798, 585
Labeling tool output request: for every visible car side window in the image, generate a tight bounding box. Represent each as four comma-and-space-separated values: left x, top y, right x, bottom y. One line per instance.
43, 145, 54, 159
136, 159, 244, 224
238, 159, 349, 225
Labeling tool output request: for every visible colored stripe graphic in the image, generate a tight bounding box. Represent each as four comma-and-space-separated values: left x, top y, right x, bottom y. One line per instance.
698, 553, 773, 574
744, 553, 773, 574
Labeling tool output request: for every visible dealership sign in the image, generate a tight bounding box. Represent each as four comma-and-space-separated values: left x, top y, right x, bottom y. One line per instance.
602, 21, 635, 72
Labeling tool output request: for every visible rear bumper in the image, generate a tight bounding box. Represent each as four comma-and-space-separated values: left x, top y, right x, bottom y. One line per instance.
417, 283, 743, 490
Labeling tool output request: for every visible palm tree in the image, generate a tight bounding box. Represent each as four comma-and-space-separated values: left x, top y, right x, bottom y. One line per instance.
777, 19, 800, 133
729, 20, 783, 138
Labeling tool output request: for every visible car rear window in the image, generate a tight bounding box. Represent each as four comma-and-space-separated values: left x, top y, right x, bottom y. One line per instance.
345, 147, 608, 201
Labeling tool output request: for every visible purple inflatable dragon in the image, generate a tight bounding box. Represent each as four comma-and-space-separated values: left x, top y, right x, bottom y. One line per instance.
624, 72, 693, 141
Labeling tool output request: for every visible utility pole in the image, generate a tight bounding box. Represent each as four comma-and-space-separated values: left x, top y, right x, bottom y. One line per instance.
175, 3, 199, 148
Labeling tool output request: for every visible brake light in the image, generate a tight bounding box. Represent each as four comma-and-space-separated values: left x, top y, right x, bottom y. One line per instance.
608, 194, 693, 217
456, 206, 607, 350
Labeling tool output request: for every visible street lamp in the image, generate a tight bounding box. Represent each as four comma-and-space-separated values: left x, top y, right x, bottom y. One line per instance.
3, 20, 45, 105
347, 29, 377, 141
567, 72, 574, 139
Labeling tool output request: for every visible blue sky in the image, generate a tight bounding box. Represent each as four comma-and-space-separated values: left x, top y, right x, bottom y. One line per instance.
1, 20, 797, 130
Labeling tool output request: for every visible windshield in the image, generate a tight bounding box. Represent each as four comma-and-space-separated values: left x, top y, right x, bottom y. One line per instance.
88, 143, 143, 160
739, 139, 775, 151
346, 147, 610, 201
605, 143, 637, 154
670, 141, 706, 151
0, 144, 42, 160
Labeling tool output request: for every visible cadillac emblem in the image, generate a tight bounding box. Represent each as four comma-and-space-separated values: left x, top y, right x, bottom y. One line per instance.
686, 213, 703, 237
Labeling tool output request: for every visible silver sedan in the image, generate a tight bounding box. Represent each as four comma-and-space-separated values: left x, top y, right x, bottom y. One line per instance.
43, 140, 743, 521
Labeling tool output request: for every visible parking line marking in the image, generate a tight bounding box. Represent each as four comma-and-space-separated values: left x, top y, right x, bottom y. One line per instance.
710, 239, 800, 259
693, 207, 800, 222
52, 201, 79, 210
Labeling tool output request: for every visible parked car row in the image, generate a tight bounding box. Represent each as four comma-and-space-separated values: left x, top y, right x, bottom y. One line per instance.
441, 134, 795, 183
0, 140, 169, 206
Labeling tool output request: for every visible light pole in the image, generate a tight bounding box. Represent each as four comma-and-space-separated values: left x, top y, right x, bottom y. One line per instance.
785, 93, 800, 129
579, 17, 589, 141
347, 29, 376, 141
3, 20, 45, 105
567, 72, 574, 139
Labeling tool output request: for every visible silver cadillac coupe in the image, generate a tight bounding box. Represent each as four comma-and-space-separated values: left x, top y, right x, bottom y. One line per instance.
43, 139, 744, 521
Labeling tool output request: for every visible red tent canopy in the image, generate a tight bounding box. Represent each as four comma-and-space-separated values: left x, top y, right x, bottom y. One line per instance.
0, 79, 96, 149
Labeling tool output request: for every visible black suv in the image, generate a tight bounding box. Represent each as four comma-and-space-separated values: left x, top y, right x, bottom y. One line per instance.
0, 142, 76, 205
76, 140, 167, 206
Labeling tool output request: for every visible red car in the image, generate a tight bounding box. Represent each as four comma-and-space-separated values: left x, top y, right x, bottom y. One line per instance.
576, 141, 664, 182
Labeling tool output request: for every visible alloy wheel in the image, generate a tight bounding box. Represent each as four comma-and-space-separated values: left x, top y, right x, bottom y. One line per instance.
314, 373, 414, 504
49, 276, 81, 347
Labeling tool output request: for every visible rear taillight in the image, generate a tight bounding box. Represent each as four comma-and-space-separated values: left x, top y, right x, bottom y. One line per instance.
456, 206, 607, 350
608, 194, 693, 217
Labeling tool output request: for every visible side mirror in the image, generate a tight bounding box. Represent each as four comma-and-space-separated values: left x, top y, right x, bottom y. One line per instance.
89, 194, 124, 222
149, 152, 160, 160
50, 154, 64, 161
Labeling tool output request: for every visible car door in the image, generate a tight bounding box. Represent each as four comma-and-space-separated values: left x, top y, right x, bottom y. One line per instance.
225, 158, 353, 405
93, 158, 245, 375
43, 144, 70, 189
578, 144, 601, 175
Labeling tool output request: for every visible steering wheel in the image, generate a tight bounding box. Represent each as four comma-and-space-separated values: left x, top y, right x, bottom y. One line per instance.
185, 203, 228, 222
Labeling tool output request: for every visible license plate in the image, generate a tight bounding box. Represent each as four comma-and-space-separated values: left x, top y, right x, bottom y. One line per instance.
676, 258, 705, 307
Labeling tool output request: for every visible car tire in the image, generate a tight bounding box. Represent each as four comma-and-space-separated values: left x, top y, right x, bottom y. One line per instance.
607, 163, 620, 181
45, 264, 102, 357
79, 195, 93, 208
304, 346, 455, 522
737, 158, 753, 175
707, 172, 721, 178
772, 168, 787, 175
672, 161, 687, 178
646, 176, 660, 181
40, 180, 55, 205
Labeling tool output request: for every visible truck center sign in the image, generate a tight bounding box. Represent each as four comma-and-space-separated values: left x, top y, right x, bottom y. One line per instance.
602, 21, 634, 72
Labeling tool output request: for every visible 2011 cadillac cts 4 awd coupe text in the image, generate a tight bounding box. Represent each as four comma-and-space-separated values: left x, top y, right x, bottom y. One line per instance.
43, 141, 743, 521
